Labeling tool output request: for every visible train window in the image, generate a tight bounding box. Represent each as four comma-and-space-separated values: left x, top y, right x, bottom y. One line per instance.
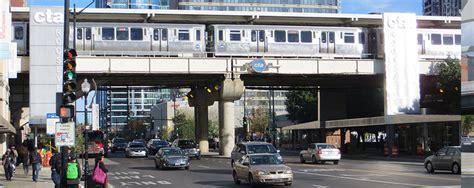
131, 28, 143, 41
329, 32, 335, 43
251, 31, 257, 42
218, 30, 223, 41
102, 27, 115, 40
417, 34, 423, 45
153, 29, 160, 41
455, 34, 461, 45
116, 27, 129, 40
344, 33, 354, 43
431, 34, 441, 45
259, 30, 265, 42
77, 28, 82, 40
14, 26, 23, 40
275, 30, 286, 42
358, 32, 365, 44
162, 29, 168, 41
442, 34, 453, 45
178, 30, 190, 41
301, 31, 312, 43
196, 30, 201, 41
230, 30, 241, 41
85, 28, 91, 40
321, 32, 327, 43
287, 30, 299, 43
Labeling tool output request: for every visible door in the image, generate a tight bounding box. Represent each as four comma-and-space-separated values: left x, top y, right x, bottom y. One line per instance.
432, 147, 448, 170
304, 144, 314, 160
320, 31, 335, 54
152, 28, 169, 52
236, 156, 249, 179
77, 28, 92, 51
251, 30, 267, 53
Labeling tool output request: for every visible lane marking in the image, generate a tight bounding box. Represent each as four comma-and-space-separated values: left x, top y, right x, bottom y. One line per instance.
312, 185, 328, 188
198, 165, 211, 169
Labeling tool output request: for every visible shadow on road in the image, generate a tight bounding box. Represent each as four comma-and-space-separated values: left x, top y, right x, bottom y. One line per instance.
189, 169, 232, 175
193, 181, 289, 188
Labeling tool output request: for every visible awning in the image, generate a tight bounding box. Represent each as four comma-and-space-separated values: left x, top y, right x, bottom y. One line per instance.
326, 115, 460, 129
282, 121, 320, 130
0, 116, 15, 134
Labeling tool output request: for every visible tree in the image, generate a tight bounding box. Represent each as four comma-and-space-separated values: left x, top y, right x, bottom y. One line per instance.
209, 120, 219, 138
436, 57, 460, 114
462, 115, 474, 136
173, 111, 195, 140
285, 90, 318, 123
250, 107, 269, 133
123, 119, 147, 140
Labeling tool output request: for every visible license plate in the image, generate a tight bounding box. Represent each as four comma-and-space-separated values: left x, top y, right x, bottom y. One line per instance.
175, 163, 180, 166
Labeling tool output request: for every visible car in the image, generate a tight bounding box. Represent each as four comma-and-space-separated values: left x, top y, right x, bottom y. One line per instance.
172, 139, 201, 159
154, 147, 190, 170
461, 137, 474, 152
424, 146, 461, 174
231, 142, 282, 167
147, 139, 170, 155
125, 141, 148, 158
132, 139, 146, 146
232, 154, 293, 186
208, 138, 218, 150
299, 143, 341, 164
111, 138, 128, 153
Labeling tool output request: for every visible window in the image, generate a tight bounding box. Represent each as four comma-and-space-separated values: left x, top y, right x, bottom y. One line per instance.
443, 34, 453, 45
447, 148, 456, 156
437, 147, 447, 155
275, 30, 286, 42
218, 30, 223, 41
259, 30, 265, 42
230, 30, 241, 41
431, 34, 441, 45
162, 29, 168, 41
77, 28, 82, 40
131, 28, 143, 41
196, 30, 201, 41
344, 33, 355, 43
300, 31, 311, 43
178, 30, 190, 41
153, 29, 160, 41
251, 30, 257, 42
287, 30, 299, 43
455, 34, 461, 45
116, 27, 129, 40
329, 32, 335, 43
321, 32, 327, 43
359, 32, 365, 44
85, 28, 91, 40
102, 27, 115, 40
417, 34, 423, 45
14, 26, 23, 40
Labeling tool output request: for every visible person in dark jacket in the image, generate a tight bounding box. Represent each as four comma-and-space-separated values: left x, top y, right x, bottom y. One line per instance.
2, 149, 15, 181
30, 147, 42, 182
66, 155, 82, 188
18, 143, 30, 176
93, 153, 108, 188
49, 150, 61, 188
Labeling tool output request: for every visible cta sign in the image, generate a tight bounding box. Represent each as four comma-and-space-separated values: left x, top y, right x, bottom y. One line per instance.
250, 59, 266, 73
30, 7, 64, 25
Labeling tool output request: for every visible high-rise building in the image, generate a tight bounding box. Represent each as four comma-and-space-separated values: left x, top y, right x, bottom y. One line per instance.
423, 0, 462, 16
96, 0, 171, 9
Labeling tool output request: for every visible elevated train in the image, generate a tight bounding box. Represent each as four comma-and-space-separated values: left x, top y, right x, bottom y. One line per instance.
12, 21, 461, 59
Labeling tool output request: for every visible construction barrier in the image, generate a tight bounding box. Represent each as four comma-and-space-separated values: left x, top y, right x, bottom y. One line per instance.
384, 145, 399, 157
416, 144, 424, 155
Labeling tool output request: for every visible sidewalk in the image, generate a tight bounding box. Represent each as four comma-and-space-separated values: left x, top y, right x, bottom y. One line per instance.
0, 166, 56, 188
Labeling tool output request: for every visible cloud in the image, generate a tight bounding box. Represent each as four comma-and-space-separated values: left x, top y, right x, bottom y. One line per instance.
342, 0, 422, 14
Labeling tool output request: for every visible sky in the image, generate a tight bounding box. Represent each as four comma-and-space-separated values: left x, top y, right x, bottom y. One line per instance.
28, 0, 424, 15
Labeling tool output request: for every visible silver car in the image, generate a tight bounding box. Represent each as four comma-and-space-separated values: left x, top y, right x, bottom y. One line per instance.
424, 146, 461, 174
154, 147, 190, 170
231, 142, 282, 167
125, 142, 147, 158
232, 154, 293, 187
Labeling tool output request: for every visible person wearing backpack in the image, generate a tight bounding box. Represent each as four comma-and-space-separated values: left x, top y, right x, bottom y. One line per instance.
49, 150, 61, 188
66, 155, 82, 188
30, 147, 42, 182
93, 153, 108, 188
2, 149, 15, 181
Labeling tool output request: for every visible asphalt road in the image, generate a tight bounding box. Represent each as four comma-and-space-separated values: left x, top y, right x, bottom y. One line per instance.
104, 152, 461, 188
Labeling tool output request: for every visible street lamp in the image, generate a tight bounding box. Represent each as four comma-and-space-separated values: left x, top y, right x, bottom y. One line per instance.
81, 78, 91, 188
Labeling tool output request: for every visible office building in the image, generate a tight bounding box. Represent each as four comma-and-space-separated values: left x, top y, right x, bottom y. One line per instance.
423, 0, 462, 16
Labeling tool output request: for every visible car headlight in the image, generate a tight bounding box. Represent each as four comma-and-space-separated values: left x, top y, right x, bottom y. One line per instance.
256, 170, 268, 175
285, 170, 292, 174
196, 148, 200, 152
277, 155, 283, 160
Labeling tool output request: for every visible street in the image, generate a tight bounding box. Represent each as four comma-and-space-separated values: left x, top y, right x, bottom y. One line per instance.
105, 152, 461, 188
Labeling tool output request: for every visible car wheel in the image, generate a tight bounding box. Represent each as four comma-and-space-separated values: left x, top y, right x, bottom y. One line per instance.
321, 161, 326, 164
185, 166, 189, 170
249, 173, 256, 187
196, 156, 201, 160
111, 149, 115, 153
233, 171, 241, 184
284, 181, 292, 186
452, 163, 460, 174
300, 155, 305, 163
312, 155, 318, 164
333, 160, 339, 165
425, 162, 434, 173
155, 161, 159, 169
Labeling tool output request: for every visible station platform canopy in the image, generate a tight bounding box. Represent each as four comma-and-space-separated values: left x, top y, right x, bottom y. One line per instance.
11, 7, 460, 29
325, 115, 460, 129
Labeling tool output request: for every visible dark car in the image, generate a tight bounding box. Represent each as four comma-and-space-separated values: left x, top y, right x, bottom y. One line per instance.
111, 138, 128, 153
172, 139, 201, 159
461, 137, 474, 152
424, 146, 461, 174
154, 147, 190, 170
132, 139, 146, 146
147, 139, 170, 155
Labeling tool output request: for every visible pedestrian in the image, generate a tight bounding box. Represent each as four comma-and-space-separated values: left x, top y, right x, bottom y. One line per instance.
30, 147, 42, 182
2, 149, 15, 181
93, 153, 108, 188
49, 149, 61, 188
9, 146, 18, 176
66, 154, 82, 188
18, 142, 30, 176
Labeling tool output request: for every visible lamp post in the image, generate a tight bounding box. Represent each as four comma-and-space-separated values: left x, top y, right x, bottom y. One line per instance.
81, 78, 91, 188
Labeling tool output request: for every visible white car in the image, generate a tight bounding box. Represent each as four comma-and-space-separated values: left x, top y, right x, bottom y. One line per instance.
299, 143, 341, 164
125, 141, 147, 158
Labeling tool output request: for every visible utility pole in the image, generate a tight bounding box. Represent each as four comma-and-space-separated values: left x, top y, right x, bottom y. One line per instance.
60, 1, 70, 188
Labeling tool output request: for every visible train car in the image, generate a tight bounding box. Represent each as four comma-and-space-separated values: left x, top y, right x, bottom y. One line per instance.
208, 24, 368, 58
417, 29, 461, 59
11, 22, 28, 56
72, 23, 206, 56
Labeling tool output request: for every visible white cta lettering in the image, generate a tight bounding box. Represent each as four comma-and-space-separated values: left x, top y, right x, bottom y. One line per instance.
34, 9, 63, 24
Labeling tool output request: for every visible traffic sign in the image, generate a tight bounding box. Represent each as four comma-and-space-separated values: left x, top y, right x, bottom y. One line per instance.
55, 122, 75, 146
46, 113, 59, 136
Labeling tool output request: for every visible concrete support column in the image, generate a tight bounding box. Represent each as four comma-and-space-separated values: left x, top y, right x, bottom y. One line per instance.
386, 125, 394, 157
197, 105, 209, 153
219, 100, 235, 157
340, 128, 346, 153
194, 107, 200, 143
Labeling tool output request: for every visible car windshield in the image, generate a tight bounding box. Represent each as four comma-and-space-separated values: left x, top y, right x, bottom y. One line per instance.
163, 149, 184, 156
317, 144, 336, 149
129, 143, 145, 148
247, 145, 277, 154
178, 140, 196, 148
154, 141, 168, 146
133, 139, 145, 143
114, 139, 127, 143
250, 155, 283, 165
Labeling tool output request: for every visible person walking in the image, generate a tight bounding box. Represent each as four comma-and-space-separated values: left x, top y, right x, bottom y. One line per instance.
66, 154, 81, 188
93, 153, 108, 188
49, 150, 61, 188
30, 147, 42, 182
2, 149, 15, 181
18, 143, 30, 176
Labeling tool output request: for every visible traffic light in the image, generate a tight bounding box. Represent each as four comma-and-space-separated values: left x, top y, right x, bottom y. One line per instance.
243, 117, 248, 127
63, 49, 77, 104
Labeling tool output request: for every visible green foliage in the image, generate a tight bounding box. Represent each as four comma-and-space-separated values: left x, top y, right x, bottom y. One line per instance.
462, 115, 474, 136
285, 90, 318, 123
209, 120, 219, 138
436, 58, 460, 114
250, 107, 269, 133
72, 125, 84, 155
123, 119, 147, 140
174, 111, 195, 140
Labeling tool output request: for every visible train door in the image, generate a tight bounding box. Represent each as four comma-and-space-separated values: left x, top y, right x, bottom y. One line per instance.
320, 31, 335, 54
251, 30, 266, 53
76, 28, 92, 51
417, 33, 425, 55
152, 28, 169, 52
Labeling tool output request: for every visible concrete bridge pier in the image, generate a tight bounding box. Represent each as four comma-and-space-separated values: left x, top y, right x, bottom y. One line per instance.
219, 75, 244, 157
189, 88, 215, 153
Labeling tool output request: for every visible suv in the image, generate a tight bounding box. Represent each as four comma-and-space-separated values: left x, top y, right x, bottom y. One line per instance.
172, 139, 201, 159
230, 142, 282, 167
147, 139, 169, 155
111, 137, 128, 153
